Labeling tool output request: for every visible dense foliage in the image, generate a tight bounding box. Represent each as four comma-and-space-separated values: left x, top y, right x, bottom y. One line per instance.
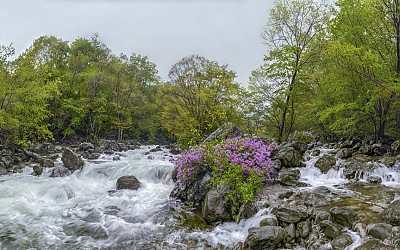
173, 137, 276, 216
2, 0, 400, 145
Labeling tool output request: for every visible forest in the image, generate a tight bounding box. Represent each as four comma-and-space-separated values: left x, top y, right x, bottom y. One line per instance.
1, 0, 400, 147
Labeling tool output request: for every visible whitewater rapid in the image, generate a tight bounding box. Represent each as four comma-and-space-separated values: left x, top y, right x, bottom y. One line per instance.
0, 146, 267, 249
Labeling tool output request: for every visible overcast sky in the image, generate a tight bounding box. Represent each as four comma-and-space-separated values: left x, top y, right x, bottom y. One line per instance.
0, 0, 274, 84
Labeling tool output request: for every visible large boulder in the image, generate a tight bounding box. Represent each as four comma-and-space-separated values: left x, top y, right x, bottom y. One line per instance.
170, 172, 212, 208
354, 238, 394, 250
330, 206, 360, 228
98, 139, 119, 154
277, 169, 301, 186
79, 142, 94, 152
366, 223, 393, 240
202, 186, 231, 224
335, 148, 354, 159
61, 148, 84, 172
203, 123, 243, 143
116, 175, 142, 190
272, 204, 308, 224
50, 165, 71, 177
331, 233, 353, 250
382, 200, 400, 225
391, 139, 400, 155
243, 226, 284, 250
273, 145, 303, 168
314, 154, 336, 173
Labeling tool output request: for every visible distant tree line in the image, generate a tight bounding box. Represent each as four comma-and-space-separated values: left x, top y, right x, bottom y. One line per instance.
1, 0, 400, 146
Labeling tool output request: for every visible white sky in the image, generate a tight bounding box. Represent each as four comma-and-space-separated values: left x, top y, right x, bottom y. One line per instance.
0, 0, 274, 84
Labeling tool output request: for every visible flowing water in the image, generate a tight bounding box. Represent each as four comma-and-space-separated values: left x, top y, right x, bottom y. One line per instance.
0, 146, 266, 250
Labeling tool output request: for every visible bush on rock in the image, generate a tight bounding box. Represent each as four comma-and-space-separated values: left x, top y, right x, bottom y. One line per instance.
172, 137, 276, 218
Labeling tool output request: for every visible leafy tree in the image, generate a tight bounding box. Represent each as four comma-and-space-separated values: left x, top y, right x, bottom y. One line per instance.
255, 0, 331, 141
161, 55, 241, 146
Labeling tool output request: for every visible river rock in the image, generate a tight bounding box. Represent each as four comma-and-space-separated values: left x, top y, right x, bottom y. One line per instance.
33, 164, 43, 176
354, 238, 394, 250
170, 172, 212, 208
366, 223, 393, 240
61, 148, 84, 172
260, 216, 278, 227
272, 204, 308, 224
203, 123, 243, 143
202, 186, 231, 224
335, 148, 354, 159
40, 158, 54, 168
382, 200, 400, 225
331, 233, 353, 250
330, 206, 360, 228
391, 139, 400, 155
0, 166, 7, 175
273, 145, 304, 168
277, 168, 301, 186
50, 165, 71, 177
367, 175, 382, 184
116, 175, 142, 190
79, 142, 94, 152
88, 153, 101, 160
321, 220, 342, 239
98, 139, 119, 153
284, 223, 296, 243
314, 154, 336, 173
296, 220, 312, 238
243, 226, 284, 250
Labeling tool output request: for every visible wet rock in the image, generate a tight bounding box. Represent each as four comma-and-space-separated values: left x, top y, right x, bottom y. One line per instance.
331, 233, 353, 250
284, 223, 296, 243
338, 155, 370, 179
202, 186, 231, 224
40, 158, 54, 168
203, 123, 243, 143
63, 221, 108, 239
354, 238, 394, 250
391, 139, 400, 155
382, 200, 400, 225
243, 226, 284, 250
33, 164, 43, 176
330, 206, 360, 228
296, 220, 312, 238
260, 216, 278, 227
0, 166, 7, 175
273, 145, 304, 168
170, 172, 212, 208
116, 175, 142, 190
88, 153, 101, 160
371, 143, 388, 156
366, 223, 393, 240
112, 155, 120, 161
277, 168, 301, 186
321, 220, 342, 239
335, 148, 354, 159
98, 139, 119, 153
367, 175, 382, 184
79, 142, 94, 152
61, 148, 84, 172
118, 143, 127, 152
313, 209, 331, 223
272, 205, 308, 224
50, 165, 71, 177
150, 146, 163, 152
35, 142, 56, 155
314, 154, 336, 173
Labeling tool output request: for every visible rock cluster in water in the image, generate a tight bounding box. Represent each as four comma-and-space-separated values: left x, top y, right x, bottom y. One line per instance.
170, 134, 400, 249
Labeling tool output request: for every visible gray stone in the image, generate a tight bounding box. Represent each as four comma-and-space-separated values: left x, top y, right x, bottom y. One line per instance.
33, 164, 43, 176
202, 186, 231, 224
203, 123, 243, 143
331, 233, 353, 250
0, 166, 7, 175
336, 148, 354, 159
50, 165, 71, 177
354, 239, 394, 250
366, 223, 393, 240
88, 153, 101, 160
382, 200, 400, 225
116, 175, 142, 190
330, 207, 360, 228
284, 223, 296, 242
391, 140, 400, 155
40, 158, 54, 168
61, 148, 84, 172
278, 169, 301, 186
79, 142, 94, 152
273, 146, 304, 168
98, 139, 119, 153
296, 220, 312, 238
314, 154, 336, 173
260, 216, 278, 227
321, 220, 342, 239
272, 205, 308, 224
243, 226, 284, 250
367, 175, 382, 184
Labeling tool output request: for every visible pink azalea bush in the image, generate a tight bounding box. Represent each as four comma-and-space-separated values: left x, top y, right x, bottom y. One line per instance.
172, 137, 277, 216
